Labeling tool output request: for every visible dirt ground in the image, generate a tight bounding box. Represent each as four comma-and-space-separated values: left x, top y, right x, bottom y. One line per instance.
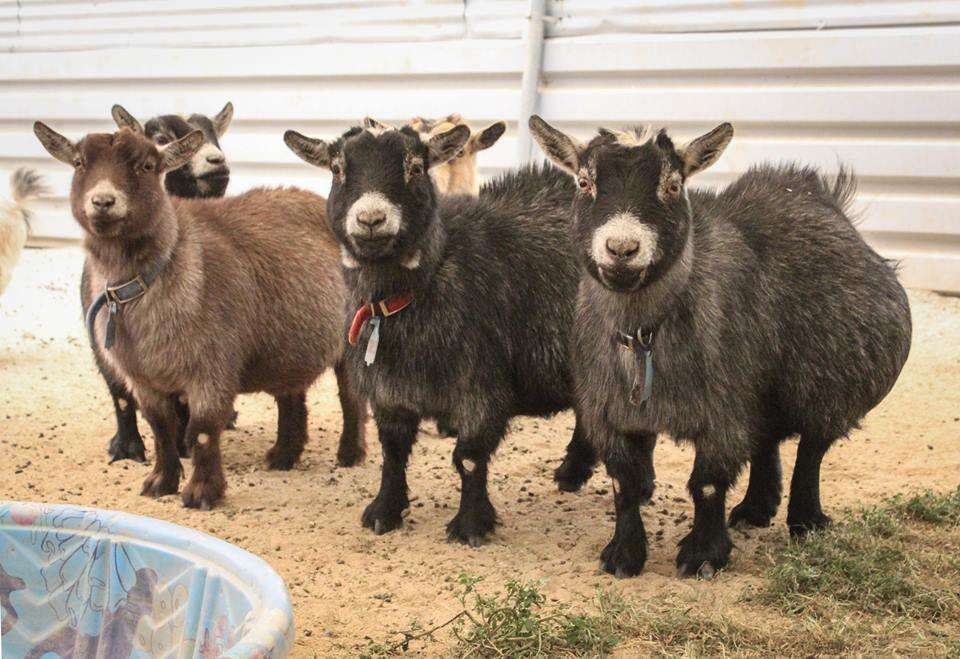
2, 246, 958, 657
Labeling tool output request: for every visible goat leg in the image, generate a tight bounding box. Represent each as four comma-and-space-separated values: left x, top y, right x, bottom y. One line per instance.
267, 391, 308, 470
362, 410, 417, 534
138, 392, 182, 497
446, 422, 504, 547
334, 362, 367, 467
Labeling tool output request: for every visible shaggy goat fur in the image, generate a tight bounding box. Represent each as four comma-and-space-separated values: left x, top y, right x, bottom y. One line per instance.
1, 169, 45, 296
405, 114, 505, 439
531, 116, 912, 578
79, 104, 239, 463
36, 122, 366, 509
284, 122, 620, 545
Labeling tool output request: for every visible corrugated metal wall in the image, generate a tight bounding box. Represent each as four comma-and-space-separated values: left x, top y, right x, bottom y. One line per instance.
2, 0, 958, 290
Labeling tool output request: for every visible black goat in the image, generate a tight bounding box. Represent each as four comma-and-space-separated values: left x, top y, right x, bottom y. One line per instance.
283, 121, 621, 545
530, 116, 912, 578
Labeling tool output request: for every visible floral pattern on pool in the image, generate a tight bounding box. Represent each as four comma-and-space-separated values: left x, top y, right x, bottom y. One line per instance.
0, 502, 294, 658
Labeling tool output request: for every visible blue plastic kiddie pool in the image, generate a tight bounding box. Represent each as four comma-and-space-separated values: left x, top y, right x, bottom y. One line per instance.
0, 502, 294, 658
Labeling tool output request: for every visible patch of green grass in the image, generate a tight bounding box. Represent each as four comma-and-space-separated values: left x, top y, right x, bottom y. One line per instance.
887, 487, 960, 525
450, 574, 620, 657
757, 488, 960, 622
602, 594, 854, 658
362, 489, 960, 657
362, 574, 620, 657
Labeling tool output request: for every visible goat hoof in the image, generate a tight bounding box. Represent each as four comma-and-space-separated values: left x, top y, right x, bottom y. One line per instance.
676, 530, 732, 578
181, 477, 225, 510
787, 512, 832, 539
729, 499, 778, 529
600, 532, 647, 578
361, 496, 405, 535
108, 432, 147, 464
265, 446, 300, 471
225, 409, 239, 430
336, 436, 366, 467
553, 457, 593, 493
446, 501, 496, 546
141, 472, 179, 498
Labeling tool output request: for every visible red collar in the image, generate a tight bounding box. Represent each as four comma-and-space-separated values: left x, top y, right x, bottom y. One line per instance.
348, 293, 414, 346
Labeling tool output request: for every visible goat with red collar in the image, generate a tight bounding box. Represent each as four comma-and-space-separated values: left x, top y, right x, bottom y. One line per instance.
283, 118, 633, 545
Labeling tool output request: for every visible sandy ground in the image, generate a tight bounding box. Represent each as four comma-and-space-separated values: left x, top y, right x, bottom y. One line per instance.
1, 246, 959, 657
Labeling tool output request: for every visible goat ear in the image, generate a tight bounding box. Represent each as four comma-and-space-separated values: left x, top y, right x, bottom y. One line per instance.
426, 124, 470, 169
528, 115, 582, 176
678, 123, 733, 177
213, 101, 233, 138
471, 121, 506, 153
159, 129, 204, 172
111, 104, 143, 134
362, 116, 394, 135
445, 113, 463, 124
283, 130, 332, 169
33, 121, 79, 166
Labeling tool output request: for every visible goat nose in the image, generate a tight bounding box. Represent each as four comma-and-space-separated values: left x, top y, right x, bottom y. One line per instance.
606, 237, 640, 260
357, 210, 386, 229
206, 153, 225, 165
91, 194, 116, 210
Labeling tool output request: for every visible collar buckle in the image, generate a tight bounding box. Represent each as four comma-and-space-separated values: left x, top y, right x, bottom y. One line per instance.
105, 274, 149, 307
617, 328, 655, 352
348, 292, 414, 347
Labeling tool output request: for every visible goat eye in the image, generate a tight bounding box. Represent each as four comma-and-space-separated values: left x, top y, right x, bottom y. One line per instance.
410, 162, 424, 177
155, 136, 170, 146
578, 177, 591, 191
73, 157, 83, 169
669, 182, 681, 195
142, 161, 155, 172
330, 163, 341, 176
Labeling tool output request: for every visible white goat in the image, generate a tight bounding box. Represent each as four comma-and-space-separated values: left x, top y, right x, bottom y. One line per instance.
0, 169, 45, 295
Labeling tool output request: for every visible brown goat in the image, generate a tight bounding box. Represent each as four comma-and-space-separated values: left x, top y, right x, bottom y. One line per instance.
407, 114, 506, 196
33, 122, 366, 509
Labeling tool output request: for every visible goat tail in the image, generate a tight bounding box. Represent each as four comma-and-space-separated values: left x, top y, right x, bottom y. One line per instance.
6, 168, 46, 233
11, 168, 47, 205
829, 164, 858, 215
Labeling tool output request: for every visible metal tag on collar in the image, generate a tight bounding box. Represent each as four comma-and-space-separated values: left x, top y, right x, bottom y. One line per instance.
622, 328, 654, 409
364, 317, 381, 366
104, 298, 119, 350
617, 328, 653, 352
630, 347, 654, 409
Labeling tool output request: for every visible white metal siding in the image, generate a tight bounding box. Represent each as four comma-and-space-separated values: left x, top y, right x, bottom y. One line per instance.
1, 1, 958, 291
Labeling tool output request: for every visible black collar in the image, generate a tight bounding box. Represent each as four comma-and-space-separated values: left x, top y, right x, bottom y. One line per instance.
86, 258, 168, 351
